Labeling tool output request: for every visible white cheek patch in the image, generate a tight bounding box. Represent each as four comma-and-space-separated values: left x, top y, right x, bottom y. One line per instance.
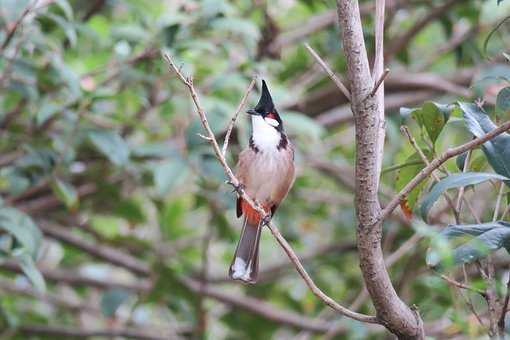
264, 117, 279, 127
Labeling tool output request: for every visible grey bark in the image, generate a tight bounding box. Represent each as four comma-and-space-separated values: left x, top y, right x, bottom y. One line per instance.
336, 0, 425, 338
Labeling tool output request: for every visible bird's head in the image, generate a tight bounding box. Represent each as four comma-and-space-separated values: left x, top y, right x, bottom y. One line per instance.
247, 80, 283, 131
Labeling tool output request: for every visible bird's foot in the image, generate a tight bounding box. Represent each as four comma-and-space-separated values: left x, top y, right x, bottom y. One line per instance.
226, 180, 245, 195
260, 214, 272, 226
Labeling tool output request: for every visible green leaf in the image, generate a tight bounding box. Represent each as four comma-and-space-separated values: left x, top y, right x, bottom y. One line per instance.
0, 207, 42, 258
88, 130, 130, 166
460, 102, 510, 186
420, 172, 509, 221
36, 99, 61, 126
100, 288, 130, 317
423, 102, 450, 144
14, 250, 46, 292
412, 102, 451, 145
54, 0, 73, 20
496, 87, 510, 113
51, 178, 78, 210
427, 221, 510, 267
45, 13, 77, 48
153, 159, 189, 196
395, 152, 428, 211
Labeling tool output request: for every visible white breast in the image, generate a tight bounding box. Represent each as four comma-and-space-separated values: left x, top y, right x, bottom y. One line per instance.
251, 115, 281, 152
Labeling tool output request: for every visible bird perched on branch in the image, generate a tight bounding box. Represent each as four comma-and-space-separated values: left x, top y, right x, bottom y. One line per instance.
229, 80, 295, 283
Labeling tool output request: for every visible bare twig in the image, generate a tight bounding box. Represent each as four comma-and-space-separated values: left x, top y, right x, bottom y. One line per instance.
370, 68, 390, 97
0, 0, 37, 52
380, 119, 510, 223
304, 43, 351, 101
162, 52, 378, 325
501, 204, 510, 221
222, 78, 256, 156
493, 182, 505, 221
266, 224, 378, 324
438, 274, 486, 297
400, 125, 460, 222
455, 148, 472, 211
38, 221, 150, 276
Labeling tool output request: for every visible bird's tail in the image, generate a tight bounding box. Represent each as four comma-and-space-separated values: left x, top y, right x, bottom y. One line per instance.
229, 217, 262, 284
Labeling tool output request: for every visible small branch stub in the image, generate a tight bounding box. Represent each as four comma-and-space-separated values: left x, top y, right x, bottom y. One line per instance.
370, 68, 390, 97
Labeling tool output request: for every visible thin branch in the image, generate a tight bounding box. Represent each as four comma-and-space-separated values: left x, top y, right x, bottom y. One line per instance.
304, 43, 351, 101
493, 182, 505, 222
380, 119, 510, 223
501, 204, 510, 221
222, 77, 256, 156
182, 277, 336, 333
38, 220, 150, 276
370, 68, 389, 97
0, 0, 37, 52
400, 125, 460, 222
163, 52, 378, 325
266, 224, 379, 324
438, 273, 486, 297
455, 148, 472, 211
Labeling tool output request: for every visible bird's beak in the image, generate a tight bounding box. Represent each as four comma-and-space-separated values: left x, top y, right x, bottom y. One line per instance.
246, 109, 257, 115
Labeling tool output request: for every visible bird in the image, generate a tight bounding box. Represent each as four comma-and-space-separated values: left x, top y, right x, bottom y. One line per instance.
229, 80, 295, 284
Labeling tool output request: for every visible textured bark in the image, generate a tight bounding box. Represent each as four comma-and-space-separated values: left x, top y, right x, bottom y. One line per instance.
336, 0, 425, 338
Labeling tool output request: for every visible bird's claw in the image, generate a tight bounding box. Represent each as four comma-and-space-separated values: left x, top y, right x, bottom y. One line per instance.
261, 214, 271, 226
227, 180, 245, 195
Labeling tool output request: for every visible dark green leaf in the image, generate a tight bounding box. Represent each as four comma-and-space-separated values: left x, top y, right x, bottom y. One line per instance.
427, 221, 510, 267
14, 250, 46, 292
496, 87, 510, 113
0, 207, 42, 258
460, 102, 510, 186
51, 178, 78, 210
88, 130, 130, 166
100, 288, 130, 317
419, 102, 451, 144
420, 172, 509, 221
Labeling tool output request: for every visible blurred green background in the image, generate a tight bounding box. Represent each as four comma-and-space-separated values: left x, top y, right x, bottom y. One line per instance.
0, 0, 510, 338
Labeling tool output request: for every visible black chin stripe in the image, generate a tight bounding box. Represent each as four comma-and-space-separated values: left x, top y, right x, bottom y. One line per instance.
249, 136, 260, 153
277, 134, 288, 150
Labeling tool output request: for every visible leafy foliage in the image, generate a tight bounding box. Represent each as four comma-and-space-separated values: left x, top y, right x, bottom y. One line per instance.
427, 221, 510, 267
460, 102, 510, 185
420, 172, 509, 221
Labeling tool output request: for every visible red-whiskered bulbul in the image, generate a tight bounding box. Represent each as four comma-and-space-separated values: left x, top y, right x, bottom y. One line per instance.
229, 80, 295, 284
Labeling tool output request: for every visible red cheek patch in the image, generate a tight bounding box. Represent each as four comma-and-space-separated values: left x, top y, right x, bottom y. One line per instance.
266, 112, 276, 120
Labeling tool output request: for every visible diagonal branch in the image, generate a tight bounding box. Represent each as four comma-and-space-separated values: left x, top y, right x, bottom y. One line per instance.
162, 52, 379, 325
222, 77, 257, 156
304, 43, 351, 101
380, 119, 510, 223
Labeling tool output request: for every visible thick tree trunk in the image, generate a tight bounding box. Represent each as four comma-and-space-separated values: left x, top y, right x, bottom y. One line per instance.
336, 0, 425, 338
